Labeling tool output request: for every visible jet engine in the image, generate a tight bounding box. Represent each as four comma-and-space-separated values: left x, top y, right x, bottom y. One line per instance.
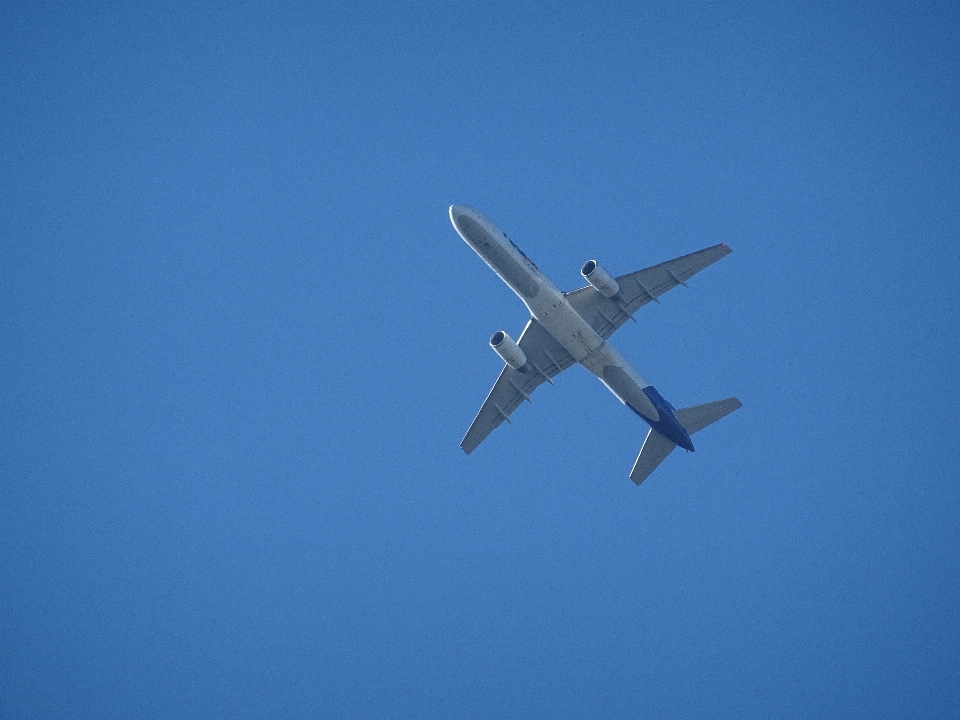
581, 260, 620, 298
490, 330, 527, 370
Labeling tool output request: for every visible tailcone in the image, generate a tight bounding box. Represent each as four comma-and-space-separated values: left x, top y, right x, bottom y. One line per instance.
641, 385, 696, 452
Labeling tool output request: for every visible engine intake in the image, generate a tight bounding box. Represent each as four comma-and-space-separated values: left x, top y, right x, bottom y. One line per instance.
581, 260, 620, 298
490, 330, 527, 370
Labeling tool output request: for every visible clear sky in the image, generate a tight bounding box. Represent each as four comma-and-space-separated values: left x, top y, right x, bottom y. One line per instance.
2, 1, 959, 717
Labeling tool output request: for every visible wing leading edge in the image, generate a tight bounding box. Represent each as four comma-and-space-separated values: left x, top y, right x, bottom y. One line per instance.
461, 319, 575, 454
565, 243, 732, 340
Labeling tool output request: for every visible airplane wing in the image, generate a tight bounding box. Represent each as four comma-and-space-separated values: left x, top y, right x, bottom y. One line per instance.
565, 243, 732, 340
461, 318, 576, 454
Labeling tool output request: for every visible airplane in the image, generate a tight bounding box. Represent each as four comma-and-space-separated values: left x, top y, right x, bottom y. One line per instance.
450, 204, 741, 485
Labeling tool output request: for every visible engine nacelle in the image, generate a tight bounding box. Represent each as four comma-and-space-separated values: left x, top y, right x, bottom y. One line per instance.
581, 260, 620, 298
490, 330, 527, 370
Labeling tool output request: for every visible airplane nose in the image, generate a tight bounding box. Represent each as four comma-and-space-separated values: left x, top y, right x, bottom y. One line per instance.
449, 205, 471, 230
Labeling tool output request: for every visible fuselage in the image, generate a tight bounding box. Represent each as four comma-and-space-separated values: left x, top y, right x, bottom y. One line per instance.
450, 205, 695, 452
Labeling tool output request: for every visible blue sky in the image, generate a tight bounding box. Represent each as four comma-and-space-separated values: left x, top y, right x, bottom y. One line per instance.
2, 1, 959, 717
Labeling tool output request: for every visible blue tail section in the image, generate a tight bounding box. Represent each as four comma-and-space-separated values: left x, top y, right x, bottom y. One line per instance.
639, 386, 696, 452
628, 393, 742, 485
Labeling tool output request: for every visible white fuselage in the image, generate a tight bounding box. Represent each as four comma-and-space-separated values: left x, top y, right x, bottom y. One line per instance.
450, 205, 661, 422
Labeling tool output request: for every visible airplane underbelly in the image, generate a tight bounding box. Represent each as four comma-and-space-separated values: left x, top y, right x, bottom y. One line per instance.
532, 298, 601, 362
530, 287, 658, 420
580, 344, 659, 421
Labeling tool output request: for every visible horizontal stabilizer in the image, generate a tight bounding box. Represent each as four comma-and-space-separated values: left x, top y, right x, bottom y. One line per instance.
674, 397, 742, 435
630, 397, 742, 486
630, 429, 676, 485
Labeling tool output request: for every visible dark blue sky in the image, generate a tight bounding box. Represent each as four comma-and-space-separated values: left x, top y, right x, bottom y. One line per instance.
3, 2, 959, 717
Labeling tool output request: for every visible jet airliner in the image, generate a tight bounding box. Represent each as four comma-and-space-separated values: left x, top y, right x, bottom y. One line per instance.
450, 205, 741, 485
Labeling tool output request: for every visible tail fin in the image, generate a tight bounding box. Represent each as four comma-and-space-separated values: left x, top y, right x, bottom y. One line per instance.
629, 397, 742, 486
